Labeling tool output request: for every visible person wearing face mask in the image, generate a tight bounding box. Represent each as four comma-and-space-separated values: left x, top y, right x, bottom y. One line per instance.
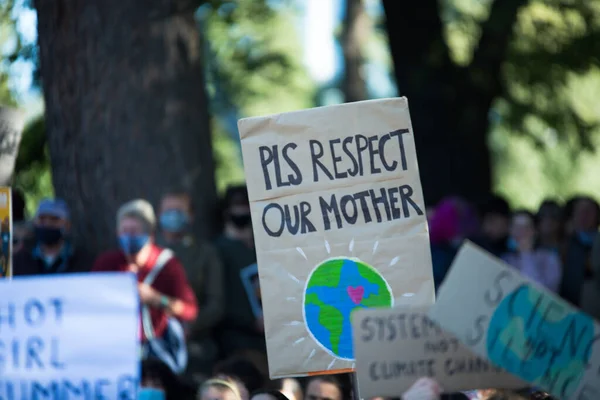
155, 189, 224, 381
13, 199, 91, 275
92, 199, 198, 373
214, 185, 265, 360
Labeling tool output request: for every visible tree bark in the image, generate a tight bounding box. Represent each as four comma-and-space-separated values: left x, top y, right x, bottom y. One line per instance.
382, 0, 527, 206
35, 0, 216, 258
341, 0, 369, 102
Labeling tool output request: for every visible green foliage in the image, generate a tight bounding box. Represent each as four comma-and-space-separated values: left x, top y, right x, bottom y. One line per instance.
503, 0, 600, 149
212, 119, 245, 194
0, 0, 48, 216
13, 115, 52, 215
0, 0, 17, 106
491, 68, 600, 209
202, 0, 314, 117
443, 0, 600, 208
201, 0, 315, 192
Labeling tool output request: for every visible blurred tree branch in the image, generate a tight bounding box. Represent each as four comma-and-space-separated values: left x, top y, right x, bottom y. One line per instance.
469, 0, 528, 95
382, 0, 600, 202
341, 0, 368, 102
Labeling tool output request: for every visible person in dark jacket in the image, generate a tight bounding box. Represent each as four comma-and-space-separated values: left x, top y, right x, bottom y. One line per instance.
155, 189, 225, 380
13, 198, 91, 275
215, 185, 265, 359
560, 196, 600, 306
470, 195, 511, 258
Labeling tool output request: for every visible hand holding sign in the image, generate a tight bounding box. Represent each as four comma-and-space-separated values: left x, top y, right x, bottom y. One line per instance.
402, 378, 442, 400
138, 282, 161, 306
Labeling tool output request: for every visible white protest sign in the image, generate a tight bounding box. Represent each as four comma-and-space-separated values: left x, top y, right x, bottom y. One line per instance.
429, 242, 600, 400
352, 306, 523, 398
0, 273, 140, 399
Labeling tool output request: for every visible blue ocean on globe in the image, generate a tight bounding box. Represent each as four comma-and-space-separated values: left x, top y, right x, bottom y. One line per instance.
304, 257, 392, 359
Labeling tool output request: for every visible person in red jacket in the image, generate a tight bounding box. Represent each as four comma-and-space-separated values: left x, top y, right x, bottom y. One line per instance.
92, 199, 198, 372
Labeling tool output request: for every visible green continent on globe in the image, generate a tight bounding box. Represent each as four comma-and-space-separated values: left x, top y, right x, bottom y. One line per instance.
304, 257, 392, 359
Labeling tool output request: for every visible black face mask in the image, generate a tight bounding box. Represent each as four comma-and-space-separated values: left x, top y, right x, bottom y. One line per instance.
35, 226, 64, 246
230, 214, 252, 229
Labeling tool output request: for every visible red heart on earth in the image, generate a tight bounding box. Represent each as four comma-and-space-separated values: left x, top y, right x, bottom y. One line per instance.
347, 286, 364, 304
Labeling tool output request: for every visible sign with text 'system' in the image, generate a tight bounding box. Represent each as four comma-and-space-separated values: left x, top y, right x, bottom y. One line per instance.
429, 242, 600, 400
238, 97, 434, 378
0, 273, 139, 399
352, 306, 523, 398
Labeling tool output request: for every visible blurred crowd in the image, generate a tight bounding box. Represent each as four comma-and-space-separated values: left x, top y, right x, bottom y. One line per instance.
8, 186, 598, 400
429, 194, 600, 319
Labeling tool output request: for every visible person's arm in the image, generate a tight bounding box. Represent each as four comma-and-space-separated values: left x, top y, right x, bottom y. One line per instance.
191, 244, 225, 333
400, 377, 442, 400
160, 258, 198, 322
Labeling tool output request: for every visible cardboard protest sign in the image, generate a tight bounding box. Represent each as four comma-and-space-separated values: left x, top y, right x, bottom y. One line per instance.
352, 306, 523, 398
0, 187, 11, 278
238, 97, 434, 378
241, 263, 262, 318
429, 242, 600, 400
0, 273, 139, 398
0, 107, 25, 186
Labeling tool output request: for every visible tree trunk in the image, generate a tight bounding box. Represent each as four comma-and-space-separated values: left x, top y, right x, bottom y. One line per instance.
35, 0, 216, 258
341, 0, 369, 102
382, 0, 526, 206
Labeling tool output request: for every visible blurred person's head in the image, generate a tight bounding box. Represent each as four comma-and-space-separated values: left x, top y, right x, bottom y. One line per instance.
221, 185, 253, 245
142, 359, 193, 400
213, 375, 249, 400
479, 195, 511, 242
199, 379, 241, 400
33, 198, 71, 250
117, 199, 155, 260
304, 375, 347, 400
429, 197, 479, 246
572, 196, 600, 233
159, 189, 193, 238
213, 355, 265, 395
510, 210, 537, 251
251, 390, 290, 400
537, 200, 563, 241
266, 379, 302, 400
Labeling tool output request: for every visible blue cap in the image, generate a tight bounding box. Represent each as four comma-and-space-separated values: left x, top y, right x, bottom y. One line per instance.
35, 198, 70, 220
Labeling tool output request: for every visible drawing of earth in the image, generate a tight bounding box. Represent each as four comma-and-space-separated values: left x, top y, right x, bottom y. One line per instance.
303, 257, 393, 360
